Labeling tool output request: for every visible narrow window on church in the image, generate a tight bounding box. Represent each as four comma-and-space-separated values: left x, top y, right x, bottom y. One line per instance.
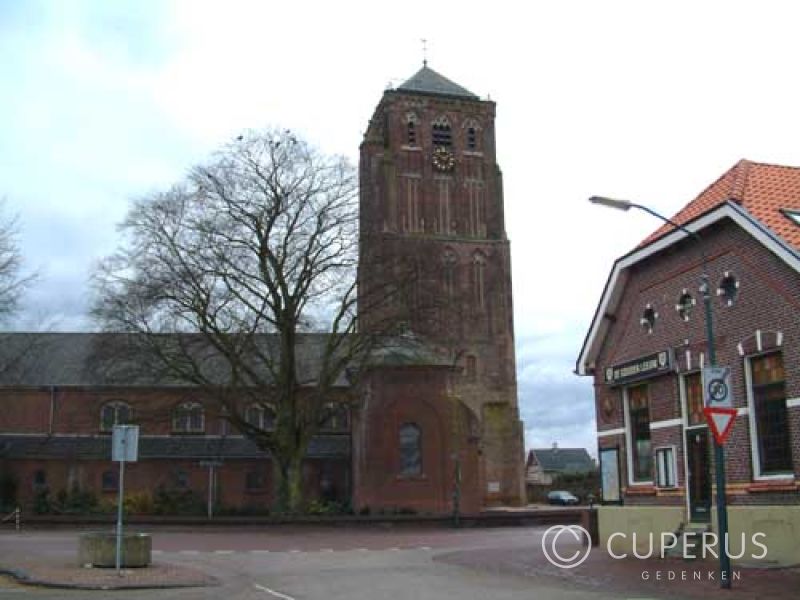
399, 423, 422, 476
466, 355, 477, 381
442, 250, 457, 299
467, 126, 477, 150
432, 117, 452, 147
407, 121, 416, 146
405, 113, 418, 147
473, 253, 487, 309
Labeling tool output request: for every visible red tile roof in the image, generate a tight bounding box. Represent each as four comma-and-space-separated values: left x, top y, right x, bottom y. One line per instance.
642, 160, 800, 250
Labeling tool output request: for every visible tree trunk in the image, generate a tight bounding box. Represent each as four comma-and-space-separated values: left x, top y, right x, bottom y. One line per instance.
275, 454, 304, 514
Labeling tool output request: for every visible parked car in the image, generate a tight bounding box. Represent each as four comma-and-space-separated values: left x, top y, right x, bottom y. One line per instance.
547, 490, 579, 505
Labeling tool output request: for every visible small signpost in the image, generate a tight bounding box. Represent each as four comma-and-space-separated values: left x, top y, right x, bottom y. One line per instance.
702, 366, 737, 445
112, 425, 139, 576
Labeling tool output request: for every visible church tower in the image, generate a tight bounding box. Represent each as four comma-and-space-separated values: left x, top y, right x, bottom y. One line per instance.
358, 64, 525, 506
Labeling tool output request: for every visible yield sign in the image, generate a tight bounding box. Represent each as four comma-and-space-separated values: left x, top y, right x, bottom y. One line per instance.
703, 407, 738, 445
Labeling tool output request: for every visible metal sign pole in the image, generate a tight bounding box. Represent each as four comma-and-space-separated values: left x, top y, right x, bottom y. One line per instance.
701, 275, 731, 589
115, 448, 125, 576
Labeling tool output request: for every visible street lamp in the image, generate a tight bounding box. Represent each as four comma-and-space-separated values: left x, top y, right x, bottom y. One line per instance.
590, 195, 732, 589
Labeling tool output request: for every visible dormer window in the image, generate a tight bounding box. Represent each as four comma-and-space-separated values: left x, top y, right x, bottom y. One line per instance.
432, 116, 452, 147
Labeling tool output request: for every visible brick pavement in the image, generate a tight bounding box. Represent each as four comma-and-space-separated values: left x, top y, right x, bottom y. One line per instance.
436, 543, 800, 600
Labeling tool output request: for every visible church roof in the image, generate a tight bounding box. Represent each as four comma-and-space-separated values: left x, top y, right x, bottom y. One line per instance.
397, 64, 479, 99
641, 159, 800, 250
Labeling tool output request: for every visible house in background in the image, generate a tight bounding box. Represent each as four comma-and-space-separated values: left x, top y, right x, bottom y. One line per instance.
526, 443, 595, 501
577, 159, 800, 566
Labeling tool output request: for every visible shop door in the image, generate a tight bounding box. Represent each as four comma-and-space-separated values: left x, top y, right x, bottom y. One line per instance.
686, 428, 711, 522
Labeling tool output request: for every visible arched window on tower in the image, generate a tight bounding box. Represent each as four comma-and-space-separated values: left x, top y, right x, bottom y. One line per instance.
473, 252, 487, 309
399, 423, 422, 476
405, 113, 419, 147
432, 116, 452, 147
464, 119, 481, 152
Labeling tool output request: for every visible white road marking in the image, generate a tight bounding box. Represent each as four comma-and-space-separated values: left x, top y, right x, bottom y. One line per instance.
389, 547, 401, 551
179, 550, 199, 555
356, 548, 369, 552
288, 549, 301, 554
320, 548, 334, 552
251, 550, 271, 554
419, 546, 432, 551
255, 583, 296, 600
214, 550, 234, 554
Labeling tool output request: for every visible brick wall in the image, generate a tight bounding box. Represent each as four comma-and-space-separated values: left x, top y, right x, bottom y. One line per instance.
593, 218, 800, 506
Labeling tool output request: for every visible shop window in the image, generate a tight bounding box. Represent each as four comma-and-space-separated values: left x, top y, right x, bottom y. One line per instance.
675, 290, 695, 322
627, 385, 652, 483
750, 353, 792, 475
172, 402, 204, 433
399, 423, 422, 476
100, 401, 132, 432
101, 470, 118, 491
655, 447, 677, 488
717, 272, 739, 306
684, 372, 705, 426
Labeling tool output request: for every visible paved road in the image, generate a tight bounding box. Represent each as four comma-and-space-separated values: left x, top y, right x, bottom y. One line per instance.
4, 525, 791, 599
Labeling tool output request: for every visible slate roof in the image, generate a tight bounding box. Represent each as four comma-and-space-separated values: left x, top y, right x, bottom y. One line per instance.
642, 159, 800, 249
397, 65, 478, 99
529, 448, 595, 474
0, 332, 453, 388
0, 434, 349, 460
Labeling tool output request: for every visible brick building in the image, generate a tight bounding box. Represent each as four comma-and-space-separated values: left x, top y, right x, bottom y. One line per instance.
577, 160, 800, 565
0, 65, 525, 515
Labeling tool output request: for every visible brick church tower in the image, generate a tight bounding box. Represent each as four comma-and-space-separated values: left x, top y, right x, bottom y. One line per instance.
358, 64, 525, 506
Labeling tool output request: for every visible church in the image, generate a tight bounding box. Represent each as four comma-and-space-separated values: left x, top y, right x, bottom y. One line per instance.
0, 65, 526, 516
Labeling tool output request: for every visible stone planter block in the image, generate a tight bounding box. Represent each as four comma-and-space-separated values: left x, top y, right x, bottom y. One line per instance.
78, 531, 152, 568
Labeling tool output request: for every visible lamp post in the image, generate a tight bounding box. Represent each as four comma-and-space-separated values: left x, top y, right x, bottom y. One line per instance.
589, 196, 732, 589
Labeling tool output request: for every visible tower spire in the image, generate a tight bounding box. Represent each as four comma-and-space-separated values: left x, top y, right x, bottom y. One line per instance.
421, 38, 428, 67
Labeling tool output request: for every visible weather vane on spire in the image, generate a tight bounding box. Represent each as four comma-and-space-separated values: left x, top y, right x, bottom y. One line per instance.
421, 38, 428, 67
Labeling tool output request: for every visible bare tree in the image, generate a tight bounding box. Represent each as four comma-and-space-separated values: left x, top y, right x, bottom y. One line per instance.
0, 200, 33, 324
92, 129, 404, 512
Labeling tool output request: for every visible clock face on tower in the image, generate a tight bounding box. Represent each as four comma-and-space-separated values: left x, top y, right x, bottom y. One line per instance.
432, 146, 455, 172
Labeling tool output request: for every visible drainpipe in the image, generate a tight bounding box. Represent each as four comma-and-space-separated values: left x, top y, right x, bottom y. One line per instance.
48, 386, 56, 435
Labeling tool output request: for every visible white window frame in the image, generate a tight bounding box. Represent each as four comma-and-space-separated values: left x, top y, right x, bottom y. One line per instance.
172, 402, 205, 434
744, 352, 795, 481
679, 372, 707, 518
623, 386, 654, 486
99, 401, 132, 432
654, 445, 678, 488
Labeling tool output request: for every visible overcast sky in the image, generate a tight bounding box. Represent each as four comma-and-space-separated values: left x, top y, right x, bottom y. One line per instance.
3, 1, 800, 455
